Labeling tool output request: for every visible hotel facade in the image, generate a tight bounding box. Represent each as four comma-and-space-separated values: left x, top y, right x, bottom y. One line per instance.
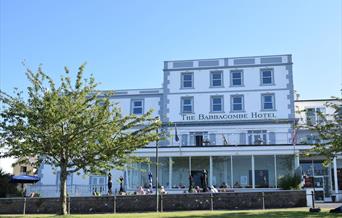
33, 54, 342, 202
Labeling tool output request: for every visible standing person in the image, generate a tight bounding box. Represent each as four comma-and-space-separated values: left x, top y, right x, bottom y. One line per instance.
188, 174, 194, 193
201, 169, 208, 192
108, 173, 113, 195
148, 171, 153, 193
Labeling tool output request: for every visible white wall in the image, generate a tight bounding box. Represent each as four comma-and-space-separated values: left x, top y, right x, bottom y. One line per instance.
166, 90, 291, 122
39, 163, 123, 187
111, 96, 161, 117
295, 99, 341, 125
167, 65, 290, 93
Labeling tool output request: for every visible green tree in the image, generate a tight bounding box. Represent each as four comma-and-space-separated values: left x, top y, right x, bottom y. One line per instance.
0, 169, 21, 197
0, 65, 161, 215
300, 99, 342, 164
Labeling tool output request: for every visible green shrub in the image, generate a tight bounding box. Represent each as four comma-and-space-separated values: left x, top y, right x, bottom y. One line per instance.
278, 173, 302, 190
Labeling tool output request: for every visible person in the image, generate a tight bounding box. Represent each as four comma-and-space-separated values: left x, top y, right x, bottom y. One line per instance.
147, 188, 153, 194
148, 171, 153, 190
234, 181, 241, 188
210, 185, 218, 193
200, 169, 208, 192
220, 182, 228, 188
188, 174, 194, 193
219, 182, 229, 192
195, 186, 201, 193
108, 173, 113, 195
28, 192, 37, 197
159, 186, 167, 195
136, 186, 146, 195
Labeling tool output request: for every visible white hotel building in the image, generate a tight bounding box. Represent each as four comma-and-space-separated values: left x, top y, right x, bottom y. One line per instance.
34, 54, 341, 202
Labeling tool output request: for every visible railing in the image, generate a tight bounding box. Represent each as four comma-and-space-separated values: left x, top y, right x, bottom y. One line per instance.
143, 131, 328, 147
145, 132, 310, 147
27, 184, 107, 197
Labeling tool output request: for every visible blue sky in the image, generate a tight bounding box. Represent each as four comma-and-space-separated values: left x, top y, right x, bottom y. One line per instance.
0, 0, 341, 99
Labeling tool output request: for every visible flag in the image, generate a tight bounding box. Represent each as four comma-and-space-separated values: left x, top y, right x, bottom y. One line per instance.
175, 123, 179, 142
222, 134, 229, 145
291, 127, 298, 145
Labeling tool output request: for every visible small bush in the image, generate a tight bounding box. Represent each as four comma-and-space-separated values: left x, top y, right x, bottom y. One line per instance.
278, 173, 302, 190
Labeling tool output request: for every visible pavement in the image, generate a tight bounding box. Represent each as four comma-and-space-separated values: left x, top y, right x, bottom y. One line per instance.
315, 203, 342, 209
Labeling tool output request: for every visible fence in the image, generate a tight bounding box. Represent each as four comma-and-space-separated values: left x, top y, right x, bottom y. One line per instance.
0, 190, 306, 214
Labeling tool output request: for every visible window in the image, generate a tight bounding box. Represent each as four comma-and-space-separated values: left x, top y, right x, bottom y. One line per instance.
247, 130, 267, 145
230, 70, 243, 86
181, 72, 193, 88
260, 69, 274, 85
20, 166, 27, 174
306, 107, 325, 125
181, 97, 194, 113
189, 132, 209, 146
262, 94, 275, 110
131, 99, 144, 115
231, 95, 244, 112
210, 71, 223, 87
211, 96, 224, 112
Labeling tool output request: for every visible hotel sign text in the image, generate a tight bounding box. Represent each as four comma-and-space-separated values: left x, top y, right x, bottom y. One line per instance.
182, 112, 276, 121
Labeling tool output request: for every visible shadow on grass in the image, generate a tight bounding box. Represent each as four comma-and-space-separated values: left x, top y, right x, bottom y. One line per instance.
162, 211, 340, 218
1, 210, 340, 218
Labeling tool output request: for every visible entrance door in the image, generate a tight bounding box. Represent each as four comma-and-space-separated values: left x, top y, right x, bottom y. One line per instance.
195, 135, 203, 146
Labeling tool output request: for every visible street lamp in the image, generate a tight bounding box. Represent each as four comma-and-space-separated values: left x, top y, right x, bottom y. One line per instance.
155, 116, 160, 212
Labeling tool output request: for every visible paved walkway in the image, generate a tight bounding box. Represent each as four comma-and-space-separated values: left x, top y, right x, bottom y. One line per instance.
315, 203, 342, 209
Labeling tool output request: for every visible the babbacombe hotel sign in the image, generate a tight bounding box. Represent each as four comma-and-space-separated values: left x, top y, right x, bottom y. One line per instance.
182, 112, 276, 121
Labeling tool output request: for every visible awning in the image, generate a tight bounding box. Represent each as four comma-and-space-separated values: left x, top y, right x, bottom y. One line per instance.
10, 175, 40, 183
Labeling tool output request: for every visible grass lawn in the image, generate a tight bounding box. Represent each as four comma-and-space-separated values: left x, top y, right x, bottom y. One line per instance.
0, 208, 341, 218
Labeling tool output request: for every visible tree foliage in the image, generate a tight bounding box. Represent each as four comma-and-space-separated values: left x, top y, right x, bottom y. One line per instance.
0, 65, 161, 214
278, 173, 302, 190
299, 99, 342, 164
0, 169, 21, 198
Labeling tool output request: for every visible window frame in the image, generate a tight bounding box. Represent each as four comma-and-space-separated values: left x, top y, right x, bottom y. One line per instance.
131, 99, 144, 115
260, 68, 275, 86
181, 96, 194, 114
230, 95, 244, 112
230, 70, 244, 87
181, 72, 194, 89
261, 93, 276, 111
210, 95, 224, 113
247, 130, 268, 145
210, 71, 224, 88
305, 107, 326, 125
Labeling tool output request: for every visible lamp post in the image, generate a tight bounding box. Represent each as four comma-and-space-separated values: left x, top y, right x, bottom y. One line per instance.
155, 117, 160, 212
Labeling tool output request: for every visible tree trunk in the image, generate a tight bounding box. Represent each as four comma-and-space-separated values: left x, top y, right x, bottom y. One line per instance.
59, 164, 68, 215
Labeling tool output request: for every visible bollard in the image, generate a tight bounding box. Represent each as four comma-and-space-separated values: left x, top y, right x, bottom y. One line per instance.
210, 193, 213, 211
262, 192, 265, 210
311, 191, 315, 209
309, 190, 321, 212
23, 197, 26, 215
